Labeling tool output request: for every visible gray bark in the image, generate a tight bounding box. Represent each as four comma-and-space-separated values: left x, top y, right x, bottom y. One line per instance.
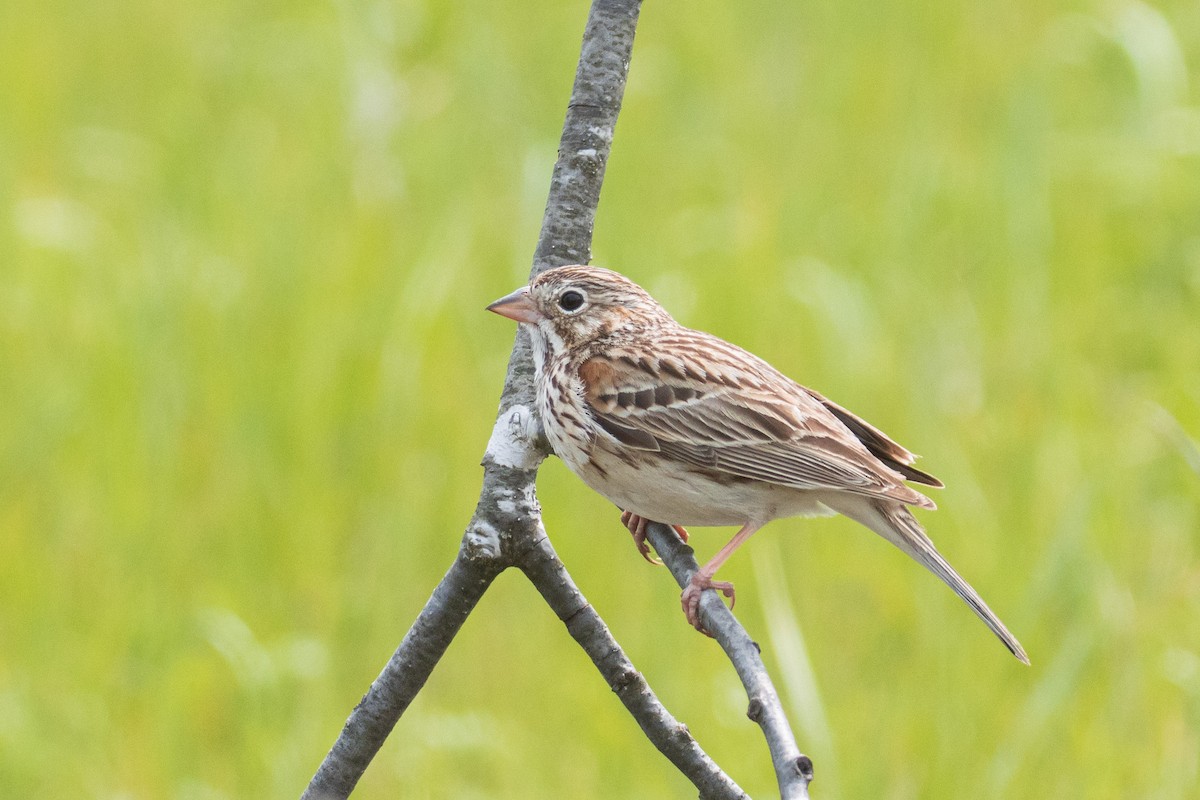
649, 524, 814, 800
301, 1, 812, 797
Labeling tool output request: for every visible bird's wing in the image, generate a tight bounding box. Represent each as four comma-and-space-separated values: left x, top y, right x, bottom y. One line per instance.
577, 333, 935, 508
803, 389, 943, 487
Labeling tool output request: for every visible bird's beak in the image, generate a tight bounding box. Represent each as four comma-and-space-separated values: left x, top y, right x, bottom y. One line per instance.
486, 286, 541, 324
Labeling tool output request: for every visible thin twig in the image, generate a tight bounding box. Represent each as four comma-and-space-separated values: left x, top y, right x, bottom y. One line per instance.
304, 0, 743, 796
300, 549, 502, 800
518, 533, 749, 800
302, 0, 811, 796
648, 523, 815, 800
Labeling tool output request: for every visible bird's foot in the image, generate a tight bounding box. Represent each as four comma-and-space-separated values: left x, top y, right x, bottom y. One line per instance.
681, 573, 736, 635
620, 511, 661, 565
619, 512, 690, 565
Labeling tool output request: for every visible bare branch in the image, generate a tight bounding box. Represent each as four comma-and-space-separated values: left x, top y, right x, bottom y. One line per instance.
518, 533, 749, 800
302, 0, 813, 797
300, 549, 502, 800
529, 0, 639, 275
648, 523, 815, 800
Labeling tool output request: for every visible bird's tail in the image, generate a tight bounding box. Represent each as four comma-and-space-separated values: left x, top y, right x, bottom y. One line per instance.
826, 497, 1030, 664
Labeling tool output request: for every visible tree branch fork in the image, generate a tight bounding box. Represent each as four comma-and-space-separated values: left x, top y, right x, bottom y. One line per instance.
301, 0, 812, 797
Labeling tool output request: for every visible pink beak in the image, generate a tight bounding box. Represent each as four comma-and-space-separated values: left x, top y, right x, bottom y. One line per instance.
486, 286, 541, 324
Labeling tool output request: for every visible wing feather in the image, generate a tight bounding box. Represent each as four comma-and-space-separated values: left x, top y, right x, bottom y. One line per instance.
577, 335, 937, 508
805, 389, 944, 487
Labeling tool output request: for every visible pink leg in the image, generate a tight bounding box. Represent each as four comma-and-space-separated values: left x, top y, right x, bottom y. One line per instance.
681, 522, 761, 634
620, 511, 690, 565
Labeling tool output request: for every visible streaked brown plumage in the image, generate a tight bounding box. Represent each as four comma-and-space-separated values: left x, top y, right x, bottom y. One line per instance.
488, 265, 1028, 663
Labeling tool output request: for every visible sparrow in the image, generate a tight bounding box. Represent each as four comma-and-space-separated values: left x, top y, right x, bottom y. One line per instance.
488, 265, 1028, 663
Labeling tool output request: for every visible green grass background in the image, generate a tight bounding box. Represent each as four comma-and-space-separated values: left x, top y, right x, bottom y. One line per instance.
2, 0, 1199, 797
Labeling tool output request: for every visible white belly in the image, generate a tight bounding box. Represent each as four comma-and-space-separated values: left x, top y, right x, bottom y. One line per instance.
571, 443, 835, 528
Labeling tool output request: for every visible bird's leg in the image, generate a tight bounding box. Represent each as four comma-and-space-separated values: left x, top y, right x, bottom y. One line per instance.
619, 511, 690, 565
681, 523, 762, 634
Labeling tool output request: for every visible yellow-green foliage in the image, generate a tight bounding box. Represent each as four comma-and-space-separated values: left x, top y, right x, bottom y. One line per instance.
1, 0, 1197, 797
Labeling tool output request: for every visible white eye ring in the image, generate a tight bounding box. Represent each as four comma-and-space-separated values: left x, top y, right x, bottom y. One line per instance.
557, 289, 587, 313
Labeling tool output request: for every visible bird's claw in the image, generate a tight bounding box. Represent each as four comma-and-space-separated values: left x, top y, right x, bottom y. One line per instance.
620, 511, 690, 566
681, 574, 736, 636
620, 510, 661, 565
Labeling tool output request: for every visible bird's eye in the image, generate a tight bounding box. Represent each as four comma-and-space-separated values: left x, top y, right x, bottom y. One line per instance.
558, 289, 586, 312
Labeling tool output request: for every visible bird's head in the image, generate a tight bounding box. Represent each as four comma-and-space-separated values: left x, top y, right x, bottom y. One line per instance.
487, 265, 671, 350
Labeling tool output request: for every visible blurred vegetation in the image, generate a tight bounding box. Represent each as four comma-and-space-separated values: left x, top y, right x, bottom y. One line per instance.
1, 0, 1198, 797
